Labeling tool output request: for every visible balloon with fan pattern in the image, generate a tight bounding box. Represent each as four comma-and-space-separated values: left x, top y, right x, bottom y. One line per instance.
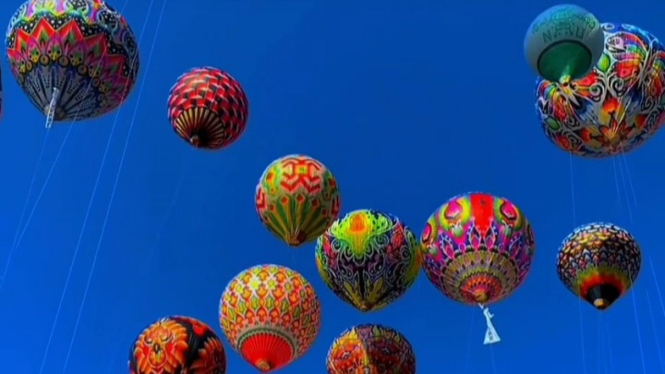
535, 23, 665, 157
420, 192, 536, 306
6, 0, 139, 125
315, 209, 420, 312
557, 222, 641, 310
255, 154, 341, 247
129, 316, 226, 374
326, 324, 416, 374
219, 264, 321, 372
167, 66, 248, 150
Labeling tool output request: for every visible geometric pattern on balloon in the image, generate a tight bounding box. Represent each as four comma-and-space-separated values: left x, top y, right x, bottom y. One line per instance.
219, 264, 321, 372
326, 324, 416, 374
556, 222, 641, 310
256, 154, 341, 246
167, 66, 248, 150
6, 0, 139, 122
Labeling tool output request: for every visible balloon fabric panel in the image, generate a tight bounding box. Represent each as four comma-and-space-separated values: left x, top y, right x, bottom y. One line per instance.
420, 192, 536, 306
326, 324, 416, 374
315, 209, 421, 312
5, 0, 139, 122
129, 316, 227, 374
535, 23, 665, 157
219, 264, 321, 372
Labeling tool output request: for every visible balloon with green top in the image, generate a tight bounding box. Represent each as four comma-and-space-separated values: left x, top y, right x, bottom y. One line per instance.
524, 4, 605, 83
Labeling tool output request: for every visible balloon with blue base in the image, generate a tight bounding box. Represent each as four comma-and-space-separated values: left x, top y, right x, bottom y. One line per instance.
524, 4, 605, 83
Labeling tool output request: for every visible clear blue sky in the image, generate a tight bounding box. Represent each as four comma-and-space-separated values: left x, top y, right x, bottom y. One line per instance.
0, 0, 664, 373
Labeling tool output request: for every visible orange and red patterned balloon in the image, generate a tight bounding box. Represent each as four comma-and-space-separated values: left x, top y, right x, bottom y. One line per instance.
129, 316, 226, 374
219, 264, 322, 372
167, 66, 248, 150
326, 324, 416, 374
255, 154, 341, 246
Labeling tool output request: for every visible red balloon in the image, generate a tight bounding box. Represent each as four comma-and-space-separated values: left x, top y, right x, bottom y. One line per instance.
167, 67, 248, 150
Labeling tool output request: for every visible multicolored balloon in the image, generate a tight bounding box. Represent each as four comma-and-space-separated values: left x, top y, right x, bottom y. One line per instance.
129, 316, 226, 374
167, 66, 248, 150
326, 324, 416, 374
219, 264, 321, 372
420, 192, 536, 305
6, 0, 139, 126
255, 154, 341, 246
524, 4, 605, 83
557, 222, 641, 310
535, 23, 665, 157
315, 209, 420, 312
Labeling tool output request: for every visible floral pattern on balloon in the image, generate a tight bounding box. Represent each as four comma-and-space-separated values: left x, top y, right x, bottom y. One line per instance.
535, 23, 665, 157
6, 0, 140, 123
129, 316, 226, 374
420, 192, 536, 305
315, 209, 421, 312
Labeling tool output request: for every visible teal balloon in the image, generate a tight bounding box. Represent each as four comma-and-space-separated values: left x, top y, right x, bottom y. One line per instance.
524, 4, 605, 82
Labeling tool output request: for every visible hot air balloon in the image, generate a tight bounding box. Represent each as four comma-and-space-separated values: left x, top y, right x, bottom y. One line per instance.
420, 192, 536, 344
326, 324, 416, 374
524, 4, 605, 83
557, 222, 641, 310
535, 23, 665, 157
167, 66, 248, 150
129, 316, 227, 374
255, 154, 341, 246
6, 0, 140, 128
315, 209, 420, 312
219, 264, 321, 372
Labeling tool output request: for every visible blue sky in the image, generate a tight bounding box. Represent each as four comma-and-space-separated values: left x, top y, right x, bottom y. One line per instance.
0, 0, 664, 373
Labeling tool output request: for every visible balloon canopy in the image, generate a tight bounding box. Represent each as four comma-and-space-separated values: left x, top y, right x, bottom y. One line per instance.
557, 222, 642, 310
420, 192, 536, 306
524, 4, 605, 82
315, 209, 421, 312
6, 0, 139, 126
219, 264, 321, 372
129, 316, 227, 374
167, 66, 248, 150
255, 154, 341, 247
535, 23, 665, 157
326, 324, 416, 374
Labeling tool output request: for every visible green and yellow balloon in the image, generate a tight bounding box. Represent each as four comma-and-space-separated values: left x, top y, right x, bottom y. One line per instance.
255, 154, 341, 247
315, 209, 421, 312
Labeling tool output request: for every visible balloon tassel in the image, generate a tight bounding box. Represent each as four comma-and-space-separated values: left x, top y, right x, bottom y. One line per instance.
45, 87, 60, 129
255, 359, 272, 372
189, 134, 200, 147
479, 304, 500, 345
